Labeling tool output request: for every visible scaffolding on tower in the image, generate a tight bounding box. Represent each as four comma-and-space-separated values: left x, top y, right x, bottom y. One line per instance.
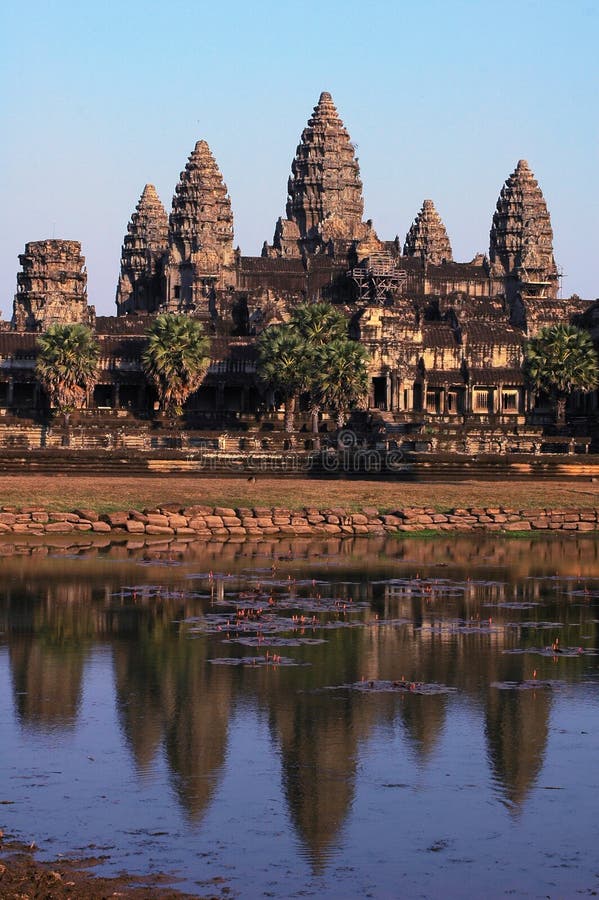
348, 252, 407, 303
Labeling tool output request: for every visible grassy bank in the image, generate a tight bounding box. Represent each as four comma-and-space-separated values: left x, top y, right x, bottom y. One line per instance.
1, 474, 598, 514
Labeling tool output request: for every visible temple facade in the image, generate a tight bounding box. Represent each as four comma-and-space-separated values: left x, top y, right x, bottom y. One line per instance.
2, 91, 596, 450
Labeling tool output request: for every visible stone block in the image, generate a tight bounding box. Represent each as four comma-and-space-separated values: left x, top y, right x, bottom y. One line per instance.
168, 514, 189, 528
126, 520, 146, 534
188, 516, 207, 529
502, 521, 531, 531
74, 508, 99, 522
145, 525, 175, 535
92, 521, 112, 532
146, 513, 170, 527
204, 516, 225, 527
104, 511, 129, 527
214, 507, 236, 517
222, 516, 242, 527
45, 522, 74, 532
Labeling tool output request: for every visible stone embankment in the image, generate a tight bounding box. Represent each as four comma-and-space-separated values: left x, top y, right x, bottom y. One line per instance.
0, 505, 599, 537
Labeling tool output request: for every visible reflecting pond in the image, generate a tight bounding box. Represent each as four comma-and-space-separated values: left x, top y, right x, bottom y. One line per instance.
1, 533, 599, 898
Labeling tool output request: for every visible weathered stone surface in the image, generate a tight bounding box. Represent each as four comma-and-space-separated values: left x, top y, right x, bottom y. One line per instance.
164, 139, 235, 309
104, 512, 129, 527
126, 520, 146, 533
116, 184, 169, 315
145, 524, 175, 535
489, 159, 558, 302
167, 514, 189, 529
404, 199, 452, 265
146, 513, 170, 527
13, 240, 94, 331
265, 91, 371, 257
92, 521, 112, 532
74, 508, 99, 522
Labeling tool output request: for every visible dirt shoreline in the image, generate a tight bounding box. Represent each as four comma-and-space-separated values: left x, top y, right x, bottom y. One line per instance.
0, 833, 224, 899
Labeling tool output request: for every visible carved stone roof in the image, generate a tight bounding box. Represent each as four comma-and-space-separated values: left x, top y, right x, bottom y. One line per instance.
404, 200, 452, 265
285, 92, 364, 241
169, 140, 234, 263
489, 159, 557, 281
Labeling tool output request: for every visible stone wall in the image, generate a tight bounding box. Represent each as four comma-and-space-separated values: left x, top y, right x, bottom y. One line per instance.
1, 505, 598, 537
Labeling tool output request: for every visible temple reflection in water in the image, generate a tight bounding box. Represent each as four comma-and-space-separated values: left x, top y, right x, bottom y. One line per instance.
1, 534, 598, 866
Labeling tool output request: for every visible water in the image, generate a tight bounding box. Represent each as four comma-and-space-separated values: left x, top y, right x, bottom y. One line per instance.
1, 533, 599, 898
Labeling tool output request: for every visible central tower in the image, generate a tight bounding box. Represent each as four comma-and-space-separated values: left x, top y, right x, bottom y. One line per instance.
264, 92, 377, 259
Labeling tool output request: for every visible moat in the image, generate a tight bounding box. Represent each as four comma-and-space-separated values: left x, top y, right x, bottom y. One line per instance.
1, 534, 599, 898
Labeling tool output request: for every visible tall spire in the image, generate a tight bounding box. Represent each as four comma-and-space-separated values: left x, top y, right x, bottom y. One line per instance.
286, 91, 364, 240
164, 140, 235, 310
116, 184, 168, 315
265, 92, 369, 257
404, 200, 452, 265
489, 159, 557, 285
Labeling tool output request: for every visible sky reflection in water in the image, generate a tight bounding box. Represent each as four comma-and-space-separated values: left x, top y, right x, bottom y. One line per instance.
1, 534, 598, 899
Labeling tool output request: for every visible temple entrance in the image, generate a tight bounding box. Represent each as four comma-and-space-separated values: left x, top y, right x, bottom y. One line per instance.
93, 385, 113, 408
372, 377, 388, 410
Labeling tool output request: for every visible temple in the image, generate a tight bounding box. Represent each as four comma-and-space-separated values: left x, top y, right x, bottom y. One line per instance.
2, 91, 597, 454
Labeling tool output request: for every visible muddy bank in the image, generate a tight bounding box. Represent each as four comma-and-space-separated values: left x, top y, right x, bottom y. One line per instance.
0, 833, 223, 899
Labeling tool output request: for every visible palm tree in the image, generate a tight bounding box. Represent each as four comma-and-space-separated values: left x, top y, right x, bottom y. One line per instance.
257, 325, 307, 433
36, 323, 100, 415
525, 324, 599, 426
142, 314, 210, 415
290, 301, 347, 346
312, 339, 370, 428
290, 301, 349, 434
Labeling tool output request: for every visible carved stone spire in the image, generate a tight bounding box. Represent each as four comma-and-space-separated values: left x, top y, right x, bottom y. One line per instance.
116, 184, 169, 315
265, 92, 370, 257
13, 240, 94, 331
489, 160, 557, 287
403, 200, 452, 265
164, 140, 235, 310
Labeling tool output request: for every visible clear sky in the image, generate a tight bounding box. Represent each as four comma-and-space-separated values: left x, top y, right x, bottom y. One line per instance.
0, 0, 597, 317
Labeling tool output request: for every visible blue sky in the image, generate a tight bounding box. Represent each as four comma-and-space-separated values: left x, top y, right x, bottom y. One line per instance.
1, 0, 597, 316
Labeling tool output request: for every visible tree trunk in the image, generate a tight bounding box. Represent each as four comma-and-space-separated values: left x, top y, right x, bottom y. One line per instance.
284, 394, 296, 434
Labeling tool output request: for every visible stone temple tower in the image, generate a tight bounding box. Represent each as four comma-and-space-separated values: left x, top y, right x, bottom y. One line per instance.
163, 140, 235, 314
264, 91, 377, 258
12, 240, 94, 332
489, 160, 558, 298
404, 200, 453, 265
116, 184, 169, 315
